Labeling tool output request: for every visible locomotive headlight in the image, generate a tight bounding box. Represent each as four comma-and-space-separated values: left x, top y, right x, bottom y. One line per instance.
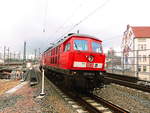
71, 71, 77, 75
73, 72, 76, 74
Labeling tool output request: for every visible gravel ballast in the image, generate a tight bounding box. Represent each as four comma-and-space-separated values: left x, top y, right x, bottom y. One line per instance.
94, 83, 150, 113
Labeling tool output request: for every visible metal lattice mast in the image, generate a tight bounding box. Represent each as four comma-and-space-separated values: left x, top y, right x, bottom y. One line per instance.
23, 41, 26, 63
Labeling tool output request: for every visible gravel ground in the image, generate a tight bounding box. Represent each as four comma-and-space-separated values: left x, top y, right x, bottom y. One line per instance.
0, 95, 23, 111
0, 83, 41, 113
0, 67, 78, 113
35, 67, 78, 113
35, 74, 77, 113
94, 83, 150, 113
0, 68, 77, 113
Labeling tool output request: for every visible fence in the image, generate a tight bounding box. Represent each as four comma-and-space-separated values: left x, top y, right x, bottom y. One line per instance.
106, 49, 150, 81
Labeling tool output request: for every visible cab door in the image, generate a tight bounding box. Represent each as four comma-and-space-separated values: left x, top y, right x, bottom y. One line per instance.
59, 41, 71, 69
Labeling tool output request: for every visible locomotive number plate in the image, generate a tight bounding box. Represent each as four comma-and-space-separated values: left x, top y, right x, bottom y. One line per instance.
86, 63, 94, 68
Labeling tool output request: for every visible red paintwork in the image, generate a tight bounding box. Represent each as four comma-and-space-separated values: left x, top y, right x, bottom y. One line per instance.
41, 34, 106, 72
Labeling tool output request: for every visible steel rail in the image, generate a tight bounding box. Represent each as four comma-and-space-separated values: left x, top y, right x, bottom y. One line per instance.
104, 76, 150, 93
67, 92, 103, 113
88, 93, 130, 113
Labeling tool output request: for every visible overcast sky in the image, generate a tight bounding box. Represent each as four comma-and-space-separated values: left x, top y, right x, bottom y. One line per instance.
0, 0, 150, 57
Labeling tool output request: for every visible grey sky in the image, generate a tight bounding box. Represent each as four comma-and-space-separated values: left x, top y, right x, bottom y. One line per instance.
0, 0, 150, 57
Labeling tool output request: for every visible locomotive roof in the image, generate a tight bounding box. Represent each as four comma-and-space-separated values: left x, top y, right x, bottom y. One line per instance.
44, 33, 101, 53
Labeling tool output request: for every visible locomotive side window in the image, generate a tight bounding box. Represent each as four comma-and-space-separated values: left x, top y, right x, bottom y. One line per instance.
74, 40, 88, 51
64, 43, 70, 51
92, 42, 102, 53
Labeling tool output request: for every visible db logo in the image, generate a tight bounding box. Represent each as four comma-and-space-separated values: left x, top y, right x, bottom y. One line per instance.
86, 55, 94, 62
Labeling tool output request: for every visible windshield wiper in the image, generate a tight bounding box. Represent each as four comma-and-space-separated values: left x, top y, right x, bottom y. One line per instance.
74, 43, 78, 50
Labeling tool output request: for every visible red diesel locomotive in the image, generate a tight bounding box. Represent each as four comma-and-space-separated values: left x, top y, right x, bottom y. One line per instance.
40, 33, 106, 90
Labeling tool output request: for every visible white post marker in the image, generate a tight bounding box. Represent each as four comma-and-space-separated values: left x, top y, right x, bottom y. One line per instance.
39, 59, 45, 97
40, 67, 45, 96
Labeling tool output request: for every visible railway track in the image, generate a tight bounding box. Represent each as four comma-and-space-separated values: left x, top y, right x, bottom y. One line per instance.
66, 92, 130, 113
25, 68, 149, 113
45, 74, 129, 113
105, 73, 138, 83
86, 93, 130, 113
104, 73, 150, 93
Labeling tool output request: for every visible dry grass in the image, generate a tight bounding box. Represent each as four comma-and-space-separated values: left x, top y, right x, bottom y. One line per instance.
0, 79, 19, 95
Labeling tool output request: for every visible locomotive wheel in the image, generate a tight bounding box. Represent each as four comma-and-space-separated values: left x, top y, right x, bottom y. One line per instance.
44, 68, 49, 76
95, 72, 104, 88
64, 76, 73, 90
74, 75, 88, 90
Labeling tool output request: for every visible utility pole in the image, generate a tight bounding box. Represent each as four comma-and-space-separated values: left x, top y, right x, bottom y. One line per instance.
4, 46, 6, 64
14, 51, 16, 61
39, 48, 40, 56
39, 48, 40, 60
18, 52, 21, 62
136, 50, 139, 78
10, 52, 12, 63
23, 41, 26, 64
7, 48, 10, 66
34, 49, 37, 63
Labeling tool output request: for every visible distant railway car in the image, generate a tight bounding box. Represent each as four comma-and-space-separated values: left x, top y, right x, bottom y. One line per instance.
40, 33, 106, 90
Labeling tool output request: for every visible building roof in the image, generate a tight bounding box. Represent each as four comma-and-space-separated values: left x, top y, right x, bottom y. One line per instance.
131, 26, 150, 38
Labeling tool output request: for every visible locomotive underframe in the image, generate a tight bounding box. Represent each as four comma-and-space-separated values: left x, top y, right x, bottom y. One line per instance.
42, 65, 105, 90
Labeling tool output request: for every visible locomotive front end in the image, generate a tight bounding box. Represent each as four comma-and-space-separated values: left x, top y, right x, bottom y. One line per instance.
68, 35, 106, 90
71, 36, 105, 72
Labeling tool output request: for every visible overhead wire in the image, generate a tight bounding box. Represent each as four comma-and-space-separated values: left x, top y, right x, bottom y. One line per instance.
41, 0, 50, 52
54, 0, 86, 34
54, 0, 110, 43
52, 0, 87, 43
42, 0, 48, 33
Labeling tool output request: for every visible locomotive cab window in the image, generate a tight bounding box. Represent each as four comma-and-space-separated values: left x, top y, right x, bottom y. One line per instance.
92, 42, 102, 53
74, 40, 88, 51
64, 43, 70, 52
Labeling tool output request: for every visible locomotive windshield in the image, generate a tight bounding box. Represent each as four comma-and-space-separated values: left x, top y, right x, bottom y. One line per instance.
74, 40, 88, 51
92, 42, 102, 53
